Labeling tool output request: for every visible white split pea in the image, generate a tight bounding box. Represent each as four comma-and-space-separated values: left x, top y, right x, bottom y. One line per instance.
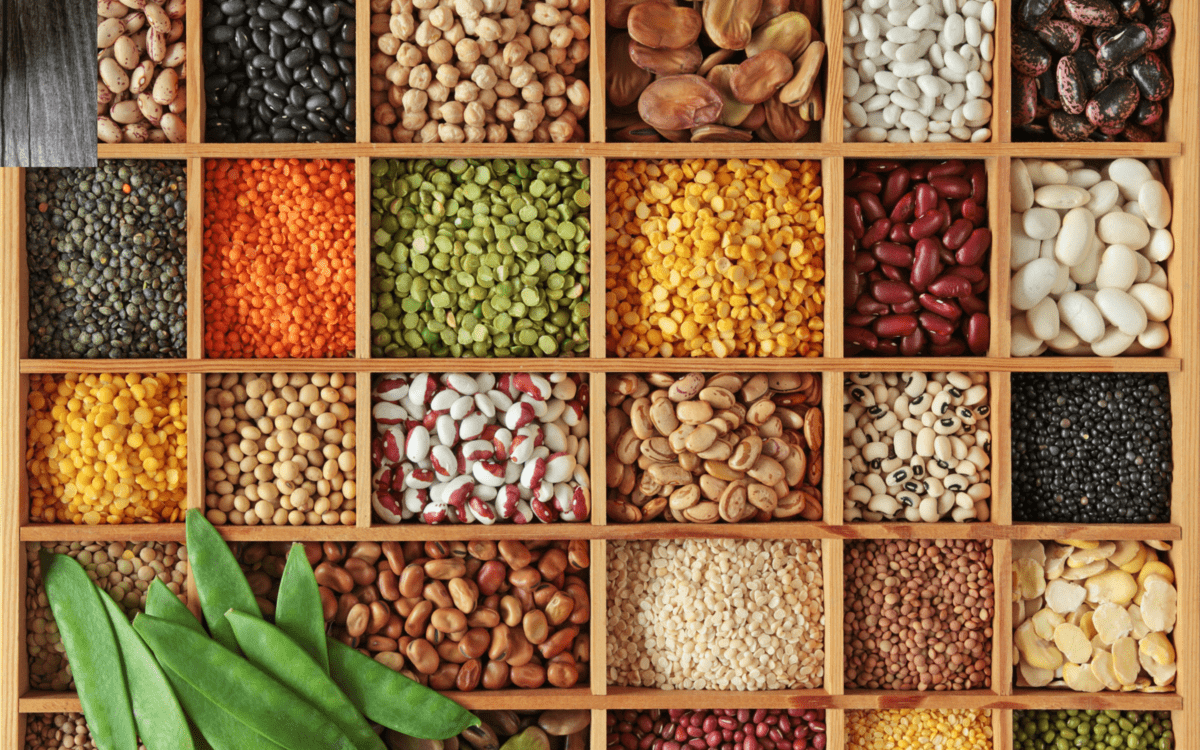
843, 0, 994, 143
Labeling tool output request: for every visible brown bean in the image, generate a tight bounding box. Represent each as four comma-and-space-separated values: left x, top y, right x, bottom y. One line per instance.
346, 603, 371, 638
405, 599, 434, 637
547, 656, 580, 688
301, 542, 323, 566
567, 540, 589, 570
345, 557, 377, 587
374, 651, 405, 672
477, 560, 507, 596
323, 542, 347, 563
367, 635, 398, 652
456, 658, 482, 691
544, 591, 576, 626
498, 541, 533, 570
319, 586, 338, 622
395, 596, 420, 618
458, 627, 491, 659
510, 663, 547, 689
384, 613, 405, 640
523, 610, 549, 644
500, 595, 524, 627
336, 593, 357, 624
378, 569, 401, 601
432, 607, 468, 633
539, 626, 579, 659
572, 633, 590, 663
438, 637, 468, 663
314, 562, 354, 594
489, 622, 512, 661
381, 541, 405, 574
627, 2, 702, 49
730, 50, 793, 105
424, 580, 454, 609
537, 548, 568, 580
429, 661, 460, 690
424, 541, 450, 559
482, 660, 510, 689
399, 563, 425, 598
506, 629, 535, 667
467, 607, 501, 629
532, 583, 558, 608
425, 558, 466, 579
449, 577, 478, 614
567, 586, 590, 625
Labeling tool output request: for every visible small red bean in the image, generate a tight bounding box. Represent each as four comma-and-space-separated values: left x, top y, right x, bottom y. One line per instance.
856, 295, 889, 316
870, 279, 913, 305
909, 162, 930, 180
961, 294, 987, 315
918, 293, 961, 320
845, 198, 865, 238
852, 251, 877, 273
967, 163, 987, 201
878, 263, 905, 282
846, 172, 882, 193
949, 264, 986, 283
862, 218, 891, 247
910, 238, 943, 291
845, 326, 879, 350
858, 192, 886, 223
891, 298, 920, 314
887, 222, 913, 243
961, 197, 986, 224
899, 327, 927, 356
863, 159, 901, 172
927, 159, 965, 178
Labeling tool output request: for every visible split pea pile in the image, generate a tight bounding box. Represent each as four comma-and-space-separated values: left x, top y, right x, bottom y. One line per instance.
203, 373, 358, 526
844, 539, 994, 691
607, 539, 824, 690
846, 709, 993, 750
27, 373, 188, 525
605, 159, 826, 358
26, 541, 188, 691
25, 713, 147, 750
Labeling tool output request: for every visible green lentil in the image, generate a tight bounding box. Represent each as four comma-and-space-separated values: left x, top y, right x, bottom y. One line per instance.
369, 158, 591, 357
25, 161, 188, 358
1015, 711, 1173, 750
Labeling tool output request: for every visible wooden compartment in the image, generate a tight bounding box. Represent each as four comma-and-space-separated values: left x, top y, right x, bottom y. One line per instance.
4, 0, 1198, 747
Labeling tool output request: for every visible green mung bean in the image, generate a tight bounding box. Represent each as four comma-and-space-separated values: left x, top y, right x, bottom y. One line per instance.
1015, 711, 1173, 750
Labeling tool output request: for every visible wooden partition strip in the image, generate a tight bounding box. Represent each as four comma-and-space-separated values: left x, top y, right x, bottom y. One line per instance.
989, 371, 1011, 526
590, 539, 607, 697
591, 709, 607, 750
185, 0, 202, 144
356, 0, 370, 144
993, 0, 1012, 143
589, 0, 604, 144
823, 538, 844, 697
821, 0, 843, 146
993, 538, 1013, 697
989, 156, 1009, 358
2, 168, 24, 750
187, 157, 204, 359
994, 708, 1012, 750
821, 157, 843, 358
356, 369, 372, 529
590, 372, 607, 526
590, 157, 606, 358
355, 156, 371, 359
825, 708, 845, 750
186, 370, 204, 523
822, 371, 842, 526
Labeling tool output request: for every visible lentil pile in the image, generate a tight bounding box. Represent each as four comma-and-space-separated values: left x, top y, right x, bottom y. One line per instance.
27, 373, 188, 525
203, 159, 356, 358
607, 539, 824, 690
97, 0, 187, 144
846, 710, 992, 750
25, 163, 187, 359
608, 709, 827, 750
370, 159, 591, 357
394, 708, 589, 750
1014, 711, 1173, 750
844, 539, 994, 691
1011, 373, 1171, 523
25, 713, 147, 750
606, 159, 826, 358
204, 373, 358, 526
25, 540, 188, 691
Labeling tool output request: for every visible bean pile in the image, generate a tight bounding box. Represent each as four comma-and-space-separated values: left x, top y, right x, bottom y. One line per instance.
371, 159, 591, 357
607, 539, 824, 690
607, 1, 825, 143
97, 0, 187, 143
844, 539, 994, 690
1012, 373, 1171, 523
844, 159, 991, 356
1013, 539, 1176, 692
1011, 159, 1173, 356
1013, 0, 1173, 141
608, 709, 827, 750
606, 372, 823, 523
372, 372, 589, 524
202, 0, 355, 143
1014, 711, 1173, 750
397, 709, 589, 750
26, 163, 187, 359
203, 159, 356, 358
369, 0, 591, 143
238, 539, 590, 690
24, 713, 147, 750
203, 373, 358, 526
26, 541, 188, 691
846, 710, 992, 750
843, 0, 995, 143
27, 373, 188, 525
606, 159, 826, 358
844, 372, 991, 522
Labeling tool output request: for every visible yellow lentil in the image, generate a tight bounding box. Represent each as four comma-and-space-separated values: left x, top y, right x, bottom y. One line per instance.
27, 373, 188, 525
605, 158, 825, 358
847, 709, 994, 750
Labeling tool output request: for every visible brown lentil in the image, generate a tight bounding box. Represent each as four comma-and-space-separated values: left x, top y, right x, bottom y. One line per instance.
25, 713, 148, 750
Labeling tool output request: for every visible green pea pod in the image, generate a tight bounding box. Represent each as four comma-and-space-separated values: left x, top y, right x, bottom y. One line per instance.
133, 614, 354, 750
97, 592, 195, 750
327, 637, 479, 739
161, 664, 287, 750
226, 611, 384, 750
185, 508, 261, 651
142, 582, 212, 750
274, 543, 329, 674
41, 552, 139, 750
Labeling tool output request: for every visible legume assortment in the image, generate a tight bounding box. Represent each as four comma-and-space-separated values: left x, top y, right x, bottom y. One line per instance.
1010, 158, 1173, 356
27, 373, 188, 525
203, 158, 356, 358
368, 0, 591, 143
607, 539, 824, 690
1012, 373, 1171, 523
606, 159, 825, 358
844, 159, 991, 356
371, 158, 591, 357
394, 708, 589, 750
26, 163, 187, 359
97, 0, 187, 144
26, 541, 189, 691
1014, 711, 1173, 750
1013, 539, 1176, 692
238, 539, 591, 690
843, 371, 991, 522
372, 372, 589, 524
845, 539, 994, 690
204, 373, 358, 526
608, 709, 827, 750
846, 709, 993, 750
605, 372, 823, 524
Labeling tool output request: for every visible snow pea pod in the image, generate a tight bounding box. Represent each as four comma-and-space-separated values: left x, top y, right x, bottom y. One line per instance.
274, 543, 329, 674
161, 664, 287, 750
42, 551, 139, 750
133, 614, 354, 750
327, 637, 479, 739
185, 508, 261, 651
227, 611, 384, 750
145, 578, 205, 635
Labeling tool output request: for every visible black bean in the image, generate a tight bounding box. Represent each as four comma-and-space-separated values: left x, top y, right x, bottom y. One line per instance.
271, 128, 297, 142
322, 4, 339, 25
313, 29, 331, 54
275, 61, 295, 85
207, 24, 235, 43
329, 81, 347, 108
284, 48, 310, 68
310, 65, 331, 90
258, 3, 281, 20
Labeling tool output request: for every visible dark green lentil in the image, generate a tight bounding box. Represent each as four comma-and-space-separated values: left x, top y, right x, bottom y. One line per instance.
369, 158, 592, 358
1014, 710, 1173, 750
25, 161, 187, 359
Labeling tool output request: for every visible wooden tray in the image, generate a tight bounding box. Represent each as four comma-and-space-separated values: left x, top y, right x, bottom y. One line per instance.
2, 0, 1198, 748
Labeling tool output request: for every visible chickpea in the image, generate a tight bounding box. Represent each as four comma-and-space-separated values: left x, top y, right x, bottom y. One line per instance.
426, 80, 451, 102
417, 120, 439, 142
390, 12, 415, 40
402, 88, 428, 112
503, 39, 528, 66
397, 42, 422, 67
569, 14, 588, 41
463, 99, 486, 126
374, 103, 398, 126
512, 108, 538, 131
414, 19, 441, 47
495, 97, 520, 122
429, 5, 453, 31
371, 13, 392, 35
378, 33, 401, 55
495, 79, 517, 98
471, 64, 498, 90
455, 0, 483, 18
521, 81, 544, 103
465, 124, 486, 142
476, 17, 501, 41
386, 63, 410, 86
548, 113, 575, 143
370, 52, 393, 74
565, 79, 588, 107
428, 39, 455, 66
544, 95, 566, 117
444, 22, 466, 45
435, 62, 460, 87
528, 51, 551, 74
408, 64, 432, 90
441, 100, 465, 124
485, 122, 507, 142
455, 80, 481, 102
456, 37, 480, 62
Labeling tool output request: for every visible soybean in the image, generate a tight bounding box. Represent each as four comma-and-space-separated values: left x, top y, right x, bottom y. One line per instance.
370, 158, 592, 358
274, 543, 329, 674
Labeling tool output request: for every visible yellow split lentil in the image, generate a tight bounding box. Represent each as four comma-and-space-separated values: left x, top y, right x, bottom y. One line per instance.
847, 709, 994, 750
27, 373, 188, 525
605, 158, 825, 358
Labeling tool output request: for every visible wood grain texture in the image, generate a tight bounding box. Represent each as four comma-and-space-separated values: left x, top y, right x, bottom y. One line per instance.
2, 167, 23, 750
0, 0, 93, 166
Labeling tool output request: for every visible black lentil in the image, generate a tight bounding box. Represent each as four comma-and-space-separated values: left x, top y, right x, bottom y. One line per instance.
1011, 373, 1171, 523
203, 0, 355, 143
1014, 710, 1173, 750
24, 162, 187, 359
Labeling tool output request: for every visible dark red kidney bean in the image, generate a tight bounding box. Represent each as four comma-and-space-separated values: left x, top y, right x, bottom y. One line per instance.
918, 312, 955, 337
918, 293, 961, 320
844, 198, 865, 238
909, 162, 930, 181
870, 279, 913, 305
965, 312, 990, 355
927, 160, 965, 179
960, 294, 987, 315
909, 210, 944, 239
931, 340, 967, 356
939, 245, 956, 265
862, 218, 892, 248
863, 159, 901, 172
845, 326, 879, 350
877, 264, 903, 282
937, 199, 953, 230
915, 183, 937, 216
948, 264, 985, 283
899, 327, 927, 356
844, 266, 864, 307
875, 340, 900, 356
873, 314, 918, 338
871, 242, 913, 267
927, 274, 971, 298
891, 299, 920, 314
971, 276, 989, 295
858, 192, 886, 223
942, 218, 974, 249
852, 252, 877, 273
845, 313, 876, 328
888, 223, 912, 243
967, 163, 987, 202
856, 295, 889, 316
928, 329, 952, 346
955, 227, 991, 266
889, 192, 915, 223
962, 198, 986, 224
883, 168, 910, 208
910, 238, 943, 291
845, 173, 882, 193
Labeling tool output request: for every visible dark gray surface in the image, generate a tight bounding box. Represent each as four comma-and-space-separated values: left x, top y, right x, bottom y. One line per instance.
1, 0, 94, 167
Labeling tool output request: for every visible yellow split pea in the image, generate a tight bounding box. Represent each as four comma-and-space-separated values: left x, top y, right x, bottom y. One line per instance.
847, 709, 994, 750
605, 158, 825, 358
27, 373, 188, 525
